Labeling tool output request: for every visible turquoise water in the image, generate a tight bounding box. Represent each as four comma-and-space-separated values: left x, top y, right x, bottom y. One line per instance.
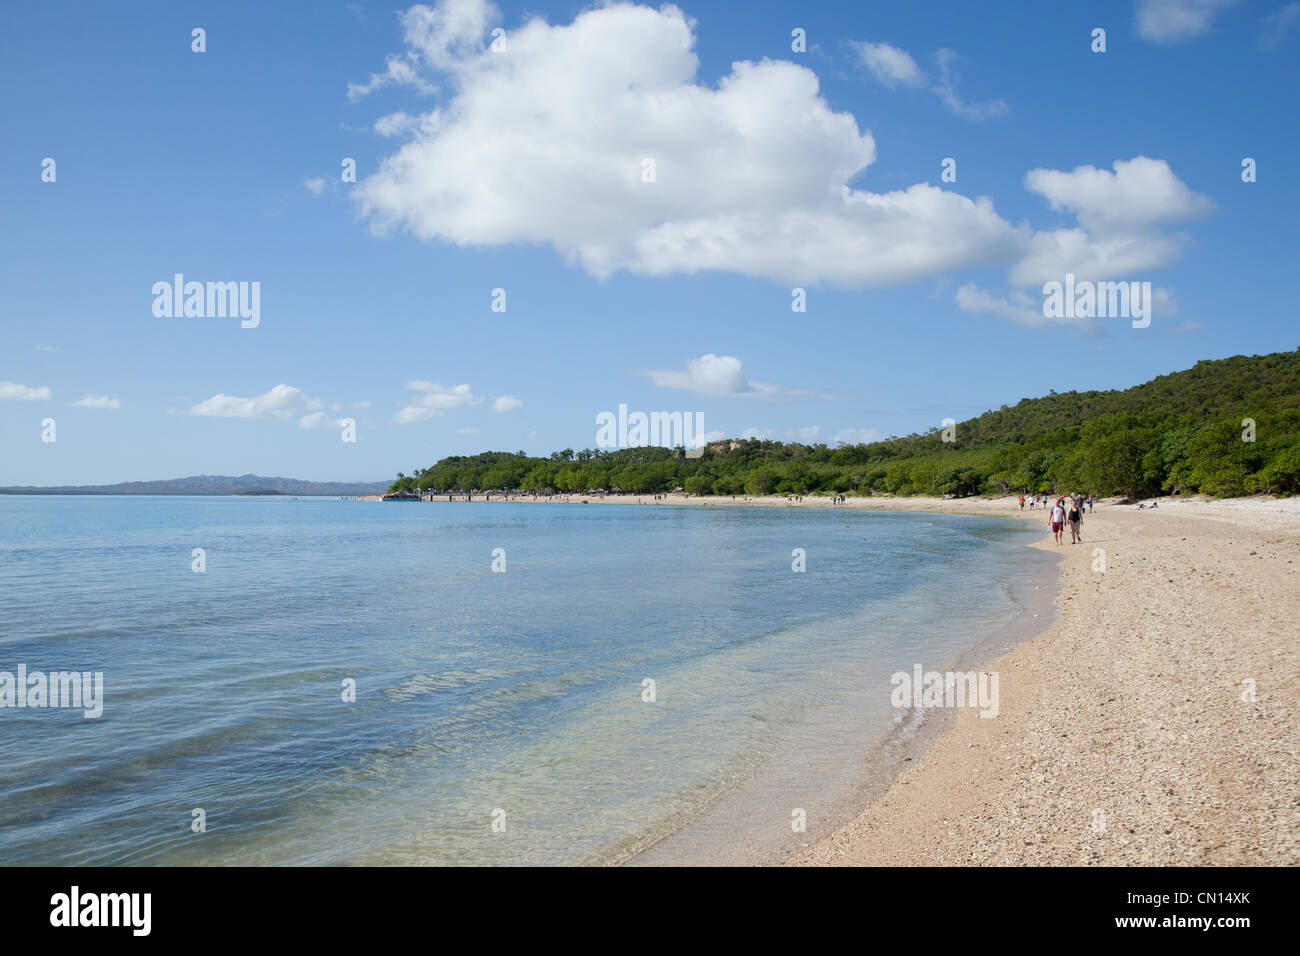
0, 497, 1044, 865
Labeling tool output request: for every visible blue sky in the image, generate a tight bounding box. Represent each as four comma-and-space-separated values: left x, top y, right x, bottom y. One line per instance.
2, 0, 1297, 485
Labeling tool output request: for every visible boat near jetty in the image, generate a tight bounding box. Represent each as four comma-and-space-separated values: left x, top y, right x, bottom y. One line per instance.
381, 491, 421, 501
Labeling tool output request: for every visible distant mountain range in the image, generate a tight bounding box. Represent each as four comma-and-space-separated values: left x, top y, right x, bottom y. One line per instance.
0, 474, 390, 496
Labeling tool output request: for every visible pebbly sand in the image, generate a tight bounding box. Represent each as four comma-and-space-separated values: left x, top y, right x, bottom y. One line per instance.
792, 494, 1300, 866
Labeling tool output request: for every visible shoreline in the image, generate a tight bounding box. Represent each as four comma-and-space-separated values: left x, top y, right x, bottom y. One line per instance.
367, 489, 1300, 864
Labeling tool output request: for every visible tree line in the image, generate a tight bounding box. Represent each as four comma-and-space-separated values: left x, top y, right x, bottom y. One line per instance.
389, 350, 1300, 500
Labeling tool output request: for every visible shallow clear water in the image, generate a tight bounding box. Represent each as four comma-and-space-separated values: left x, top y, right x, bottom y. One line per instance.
0, 497, 1043, 865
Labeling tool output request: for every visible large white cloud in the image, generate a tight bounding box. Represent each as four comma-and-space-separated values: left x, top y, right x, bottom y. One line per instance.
353, 1, 1024, 286
352, 1, 1210, 328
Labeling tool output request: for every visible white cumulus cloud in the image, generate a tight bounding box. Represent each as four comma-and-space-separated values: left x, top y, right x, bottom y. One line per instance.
1023, 156, 1213, 235
493, 395, 522, 412
352, 1, 1024, 286
352, 2, 1210, 331
958, 157, 1211, 328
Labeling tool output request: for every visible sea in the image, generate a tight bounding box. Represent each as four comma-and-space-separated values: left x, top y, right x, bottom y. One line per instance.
0, 496, 1055, 866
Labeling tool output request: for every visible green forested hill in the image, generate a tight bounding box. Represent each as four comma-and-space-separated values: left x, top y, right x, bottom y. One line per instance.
391, 349, 1300, 499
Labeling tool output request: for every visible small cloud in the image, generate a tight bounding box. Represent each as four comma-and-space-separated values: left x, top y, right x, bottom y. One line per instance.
346, 2, 365, 22
34, 343, 56, 352
354, 400, 372, 408
493, 395, 522, 413
304, 177, 327, 197
189, 384, 323, 419
70, 394, 121, 410
298, 411, 350, 429
1260, 1, 1300, 47
1169, 319, 1204, 334
642, 354, 849, 401
932, 48, 1007, 121
1, 382, 52, 400
392, 381, 480, 424
1136, 0, 1238, 45
850, 41, 926, 89
850, 40, 1005, 120
456, 427, 481, 435
374, 112, 425, 138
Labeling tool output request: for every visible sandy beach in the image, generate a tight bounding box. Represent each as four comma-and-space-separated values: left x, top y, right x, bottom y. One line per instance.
789, 494, 1300, 866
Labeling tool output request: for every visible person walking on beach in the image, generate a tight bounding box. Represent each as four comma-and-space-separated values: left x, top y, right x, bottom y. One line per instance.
1049, 499, 1066, 545
1067, 498, 1083, 543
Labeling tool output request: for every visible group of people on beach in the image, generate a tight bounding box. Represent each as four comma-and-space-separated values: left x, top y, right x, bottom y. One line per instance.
1019, 492, 1094, 513
1016, 491, 1092, 545
1043, 493, 1088, 545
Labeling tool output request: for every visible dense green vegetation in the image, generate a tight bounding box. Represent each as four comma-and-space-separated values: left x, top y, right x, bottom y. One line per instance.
390, 350, 1300, 500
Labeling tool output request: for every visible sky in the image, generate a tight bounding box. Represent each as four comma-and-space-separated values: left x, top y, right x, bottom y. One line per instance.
2, 0, 1297, 485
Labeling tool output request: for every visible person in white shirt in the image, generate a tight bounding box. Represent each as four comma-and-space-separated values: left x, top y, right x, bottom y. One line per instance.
1049, 500, 1066, 545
